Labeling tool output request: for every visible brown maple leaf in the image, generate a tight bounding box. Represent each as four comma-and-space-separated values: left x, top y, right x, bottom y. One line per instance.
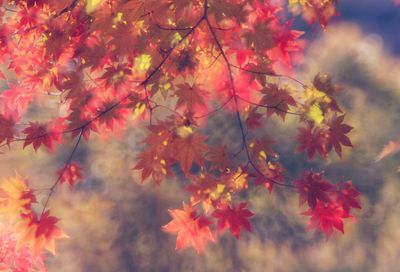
172, 133, 208, 175
260, 84, 297, 121
134, 149, 170, 185
205, 145, 231, 171
175, 83, 208, 113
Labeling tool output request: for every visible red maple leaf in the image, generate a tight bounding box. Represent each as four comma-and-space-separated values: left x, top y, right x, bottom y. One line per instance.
212, 202, 254, 239
294, 171, 334, 209
17, 211, 68, 256
22, 120, 64, 151
303, 201, 348, 239
67, 109, 98, 141
334, 180, 361, 214
296, 122, 328, 159
326, 114, 353, 157
162, 203, 215, 253
96, 101, 130, 130
245, 108, 263, 130
0, 114, 15, 146
57, 162, 83, 188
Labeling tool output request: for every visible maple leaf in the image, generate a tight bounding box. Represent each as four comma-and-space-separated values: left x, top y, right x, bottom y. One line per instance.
226, 39, 254, 67
134, 149, 170, 185
291, 0, 339, 27
186, 169, 248, 211
234, 72, 262, 103
296, 122, 328, 159
79, 35, 109, 69
334, 180, 361, 214
326, 114, 353, 157
311, 74, 342, 113
96, 101, 130, 130
243, 23, 275, 56
162, 203, 215, 254
245, 62, 275, 86
57, 162, 83, 188
0, 174, 36, 222
294, 171, 334, 209
260, 84, 296, 121
376, 138, 400, 161
254, 161, 285, 193
248, 135, 277, 160
67, 109, 98, 141
17, 211, 68, 256
22, 120, 64, 151
175, 82, 208, 113
44, 22, 70, 59
219, 168, 249, 197
212, 202, 254, 238
303, 201, 348, 239
0, 114, 15, 146
267, 21, 304, 70
0, 83, 29, 117
186, 172, 221, 209
171, 133, 208, 175
175, 49, 199, 74
245, 108, 263, 130
209, 0, 248, 23
313, 73, 342, 97
205, 145, 231, 172
101, 64, 133, 88
144, 122, 174, 152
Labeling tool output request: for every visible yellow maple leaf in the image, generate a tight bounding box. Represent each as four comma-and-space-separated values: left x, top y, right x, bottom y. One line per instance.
0, 174, 36, 222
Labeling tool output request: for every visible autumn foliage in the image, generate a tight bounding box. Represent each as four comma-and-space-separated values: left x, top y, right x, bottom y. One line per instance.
0, 0, 363, 268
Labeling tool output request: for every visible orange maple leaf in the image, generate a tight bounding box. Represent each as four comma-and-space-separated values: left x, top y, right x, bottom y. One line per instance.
162, 203, 214, 253
376, 138, 400, 161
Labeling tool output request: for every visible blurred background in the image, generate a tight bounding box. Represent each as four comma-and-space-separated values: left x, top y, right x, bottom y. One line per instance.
1, 0, 400, 271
